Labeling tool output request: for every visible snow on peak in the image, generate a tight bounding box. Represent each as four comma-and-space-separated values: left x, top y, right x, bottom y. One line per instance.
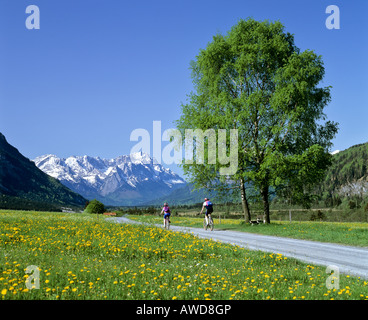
129, 151, 153, 164
33, 152, 186, 189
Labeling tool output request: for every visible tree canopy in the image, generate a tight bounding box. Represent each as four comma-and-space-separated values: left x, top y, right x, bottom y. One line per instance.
176, 18, 338, 223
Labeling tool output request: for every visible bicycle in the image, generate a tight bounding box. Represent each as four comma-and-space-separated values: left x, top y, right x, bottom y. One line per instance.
203, 214, 214, 231
163, 215, 170, 230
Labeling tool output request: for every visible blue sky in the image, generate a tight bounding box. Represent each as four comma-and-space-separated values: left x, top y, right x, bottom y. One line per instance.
1, 0, 367, 177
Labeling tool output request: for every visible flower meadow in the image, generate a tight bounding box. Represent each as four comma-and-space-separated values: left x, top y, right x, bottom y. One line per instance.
0, 210, 367, 300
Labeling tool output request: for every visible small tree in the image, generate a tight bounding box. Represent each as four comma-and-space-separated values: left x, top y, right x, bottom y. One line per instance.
85, 199, 105, 214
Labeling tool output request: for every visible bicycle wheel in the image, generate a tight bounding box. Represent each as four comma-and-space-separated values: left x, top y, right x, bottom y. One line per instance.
166, 218, 170, 230
209, 217, 214, 231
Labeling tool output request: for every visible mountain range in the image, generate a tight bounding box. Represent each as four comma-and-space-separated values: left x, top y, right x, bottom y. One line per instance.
1, 130, 367, 211
33, 153, 186, 206
0, 133, 87, 210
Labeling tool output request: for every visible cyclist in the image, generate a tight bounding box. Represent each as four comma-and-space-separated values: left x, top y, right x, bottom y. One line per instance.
200, 197, 213, 226
161, 202, 171, 227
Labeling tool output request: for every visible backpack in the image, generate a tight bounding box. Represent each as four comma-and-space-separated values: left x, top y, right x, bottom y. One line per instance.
205, 201, 213, 213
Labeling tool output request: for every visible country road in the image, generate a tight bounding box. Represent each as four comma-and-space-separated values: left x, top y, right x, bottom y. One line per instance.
111, 216, 368, 279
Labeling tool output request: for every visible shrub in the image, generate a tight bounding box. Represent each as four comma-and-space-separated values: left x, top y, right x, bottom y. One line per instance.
310, 210, 325, 221
85, 199, 105, 214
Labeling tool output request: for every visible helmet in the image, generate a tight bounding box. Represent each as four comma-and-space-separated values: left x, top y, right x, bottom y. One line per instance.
204, 198, 208, 201
164, 202, 168, 206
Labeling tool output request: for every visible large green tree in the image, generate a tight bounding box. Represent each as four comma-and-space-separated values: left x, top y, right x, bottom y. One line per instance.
176, 18, 338, 223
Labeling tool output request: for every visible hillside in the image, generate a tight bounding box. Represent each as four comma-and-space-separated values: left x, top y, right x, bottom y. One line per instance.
146, 184, 210, 205
0, 133, 87, 210
319, 142, 368, 199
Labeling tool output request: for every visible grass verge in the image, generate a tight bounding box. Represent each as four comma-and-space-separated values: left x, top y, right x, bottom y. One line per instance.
129, 215, 368, 247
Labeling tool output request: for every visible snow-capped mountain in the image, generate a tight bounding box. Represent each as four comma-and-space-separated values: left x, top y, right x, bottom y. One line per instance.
33, 152, 186, 206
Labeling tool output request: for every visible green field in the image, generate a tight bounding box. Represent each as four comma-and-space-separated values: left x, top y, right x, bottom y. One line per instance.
129, 214, 368, 247
0, 210, 367, 300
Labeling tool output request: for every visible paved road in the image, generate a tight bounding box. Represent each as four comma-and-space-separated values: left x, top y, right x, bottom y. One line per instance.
112, 216, 368, 279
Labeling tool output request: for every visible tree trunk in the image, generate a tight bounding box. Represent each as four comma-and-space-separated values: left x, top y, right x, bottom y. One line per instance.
240, 177, 251, 223
261, 185, 271, 224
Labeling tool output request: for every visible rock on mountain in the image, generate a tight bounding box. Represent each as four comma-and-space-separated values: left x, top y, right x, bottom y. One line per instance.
33, 152, 186, 206
0, 133, 87, 210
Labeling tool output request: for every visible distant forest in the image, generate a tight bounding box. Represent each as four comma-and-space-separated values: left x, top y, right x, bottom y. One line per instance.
318, 143, 368, 199
0, 194, 63, 212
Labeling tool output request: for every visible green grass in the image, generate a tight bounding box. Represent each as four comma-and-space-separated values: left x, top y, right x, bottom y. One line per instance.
130, 215, 368, 247
0, 210, 367, 300
233, 221, 368, 247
